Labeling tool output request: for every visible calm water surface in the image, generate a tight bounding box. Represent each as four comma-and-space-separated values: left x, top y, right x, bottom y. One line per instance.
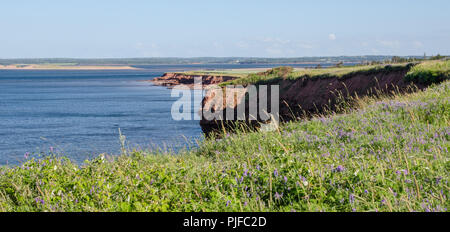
0, 64, 330, 165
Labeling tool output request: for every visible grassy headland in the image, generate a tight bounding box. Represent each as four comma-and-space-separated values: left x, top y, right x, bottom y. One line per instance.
0, 61, 449, 212
173, 68, 267, 79
223, 63, 418, 86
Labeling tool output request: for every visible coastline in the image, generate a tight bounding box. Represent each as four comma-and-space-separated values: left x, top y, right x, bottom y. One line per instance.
0, 64, 141, 70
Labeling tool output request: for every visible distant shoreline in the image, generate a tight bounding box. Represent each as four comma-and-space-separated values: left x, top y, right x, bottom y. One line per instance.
0, 64, 140, 70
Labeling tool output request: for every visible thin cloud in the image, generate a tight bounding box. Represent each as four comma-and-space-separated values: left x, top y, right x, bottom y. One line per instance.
377, 40, 400, 48
412, 41, 423, 48
329, 34, 336, 41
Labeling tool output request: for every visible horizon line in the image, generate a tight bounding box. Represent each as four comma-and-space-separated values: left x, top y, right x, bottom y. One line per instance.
1, 54, 445, 60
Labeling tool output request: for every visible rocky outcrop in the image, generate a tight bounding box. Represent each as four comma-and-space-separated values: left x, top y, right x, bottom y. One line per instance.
151, 73, 237, 89
199, 64, 430, 135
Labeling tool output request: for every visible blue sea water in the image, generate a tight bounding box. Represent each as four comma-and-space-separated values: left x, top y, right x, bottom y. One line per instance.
0, 63, 334, 165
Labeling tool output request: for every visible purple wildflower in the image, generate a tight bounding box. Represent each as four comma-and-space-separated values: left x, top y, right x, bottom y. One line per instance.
243, 169, 248, 177
349, 194, 355, 204
35, 197, 44, 205
334, 165, 345, 173
274, 192, 283, 200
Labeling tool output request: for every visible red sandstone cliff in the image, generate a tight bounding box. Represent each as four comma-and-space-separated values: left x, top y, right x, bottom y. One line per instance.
151, 73, 237, 89
199, 64, 429, 135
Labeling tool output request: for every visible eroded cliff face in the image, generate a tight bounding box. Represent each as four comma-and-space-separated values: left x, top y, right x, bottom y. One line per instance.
151, 73, 237, 89
199, 64, 429, 135
276, 64, 423, 118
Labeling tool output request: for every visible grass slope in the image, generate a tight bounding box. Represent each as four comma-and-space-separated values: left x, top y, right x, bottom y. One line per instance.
0, 78, 448, 212
224, 60, 449, 86
405, 60, 450, 85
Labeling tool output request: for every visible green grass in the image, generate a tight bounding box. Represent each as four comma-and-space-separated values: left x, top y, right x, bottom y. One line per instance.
222, 63, 414, 86
0, 78, 449, 212
168, 60, 449, 87
172, 69, 263, 79
405, 60, 450, 85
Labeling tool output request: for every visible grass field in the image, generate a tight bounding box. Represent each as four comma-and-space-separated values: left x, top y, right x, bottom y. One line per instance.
405, 60, 450, 85
173, 69, 264, 79
0, 60, 448, 211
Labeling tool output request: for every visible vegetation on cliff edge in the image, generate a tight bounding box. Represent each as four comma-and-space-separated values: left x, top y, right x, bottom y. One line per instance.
223, 60, 449, 86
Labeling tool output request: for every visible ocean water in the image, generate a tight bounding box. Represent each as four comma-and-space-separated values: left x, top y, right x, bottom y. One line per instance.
0, 63, 332, 165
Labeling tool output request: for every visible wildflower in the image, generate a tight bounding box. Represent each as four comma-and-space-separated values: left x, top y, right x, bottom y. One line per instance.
226, 200, 231, 207
274, 192, 283, 200
349, 194, 355, 204
283, 176, 288, 183
396, 169, 408, 175
243, 169, 248, 177
333, 165, 345, 173
302, 180, 308, 186
50, 147, 55, 153
24, 152, 30, 159
35, 197, 44, 205
273, 169, 278, 177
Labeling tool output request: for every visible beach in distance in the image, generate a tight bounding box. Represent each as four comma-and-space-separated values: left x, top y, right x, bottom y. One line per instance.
0, 64, 139, 70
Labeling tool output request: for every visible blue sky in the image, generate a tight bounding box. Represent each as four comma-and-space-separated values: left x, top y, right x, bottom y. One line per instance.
1, 0, 449, 58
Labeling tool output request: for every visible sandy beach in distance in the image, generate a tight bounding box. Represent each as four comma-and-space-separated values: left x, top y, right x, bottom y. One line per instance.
0, 64, 140, 70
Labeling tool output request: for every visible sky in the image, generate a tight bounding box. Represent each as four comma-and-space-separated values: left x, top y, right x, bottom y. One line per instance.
0, 0, 449, 58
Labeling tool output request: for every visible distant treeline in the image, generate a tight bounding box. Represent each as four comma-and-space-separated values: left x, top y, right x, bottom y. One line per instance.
1, 56, 444, 66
